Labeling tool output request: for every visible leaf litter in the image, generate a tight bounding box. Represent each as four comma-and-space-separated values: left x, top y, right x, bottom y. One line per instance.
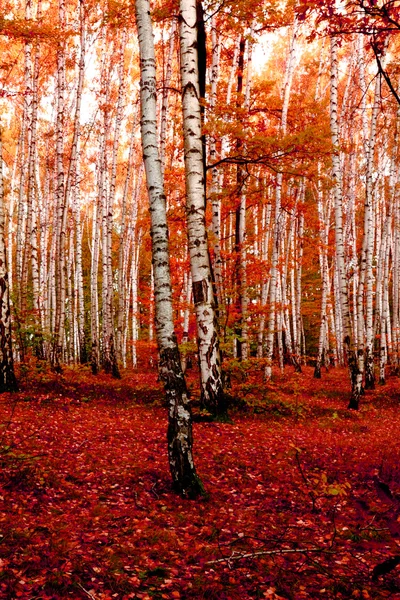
0, 365, 399, 599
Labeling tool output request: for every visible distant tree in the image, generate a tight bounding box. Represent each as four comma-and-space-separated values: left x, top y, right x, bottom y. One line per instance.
0, 127, 18, 393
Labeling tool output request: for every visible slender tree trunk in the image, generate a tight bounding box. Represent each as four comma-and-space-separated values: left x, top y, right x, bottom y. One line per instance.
104, 31, 127, 379
159, 20, 176, 173
67, 0, 86, 363
209, 15, 223, 305
117, 122, 137, 364
314, 180, 331, 378
363, 72, 381, 390
264, 19, 298, 380
257, 186, 271, 357
179, 0, 226, 418
330, 36, 362, 408
0, 127, 18, 392
90, 193, 101, 375
51, 0, 67, 372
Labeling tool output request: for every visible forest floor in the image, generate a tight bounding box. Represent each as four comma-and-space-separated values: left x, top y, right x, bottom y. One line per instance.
0, 358, 400, 600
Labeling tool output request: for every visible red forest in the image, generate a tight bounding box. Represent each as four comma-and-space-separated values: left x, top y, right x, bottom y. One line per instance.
0, 0, 400, 597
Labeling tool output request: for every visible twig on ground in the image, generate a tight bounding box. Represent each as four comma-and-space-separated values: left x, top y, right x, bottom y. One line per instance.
77, 583, 97, 600
294, 449, 318, 512
150, 482, 159, 499
205, 547, 334, 566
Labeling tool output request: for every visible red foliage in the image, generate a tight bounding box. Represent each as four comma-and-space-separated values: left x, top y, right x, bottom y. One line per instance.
0, 365, 400, 599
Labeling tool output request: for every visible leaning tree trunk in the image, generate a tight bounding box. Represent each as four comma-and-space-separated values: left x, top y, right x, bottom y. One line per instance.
0, 127, 18, 392
135, 0, 205, 498
179, 0, 226, 418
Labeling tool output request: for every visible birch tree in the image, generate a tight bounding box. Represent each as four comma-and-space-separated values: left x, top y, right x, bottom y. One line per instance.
330, 36, 362, 408
135, 0, 205, 497
0, 127, 18, 392
51, 0, 67, 372
179, 0, 226, 418
265, 19, 298, 381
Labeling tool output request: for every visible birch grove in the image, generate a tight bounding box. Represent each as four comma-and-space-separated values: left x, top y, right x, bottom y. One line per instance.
0, 0, 398, 412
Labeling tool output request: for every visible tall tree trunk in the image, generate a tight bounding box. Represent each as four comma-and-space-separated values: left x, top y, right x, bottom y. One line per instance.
330, 36, 362, 409
265, 19, 298, 380
135, 0, 205, 498
51, 0, 67, 372
67, 0, 86, 364
117, 121, 137, 365
0, 127, 18, 392
209, 15, 223, 305
103, 31, 127, 379
179, 0, 226, 418
363, 72, 381, 390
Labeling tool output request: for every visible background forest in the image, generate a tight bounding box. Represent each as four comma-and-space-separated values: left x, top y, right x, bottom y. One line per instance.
1, 0, 399, 391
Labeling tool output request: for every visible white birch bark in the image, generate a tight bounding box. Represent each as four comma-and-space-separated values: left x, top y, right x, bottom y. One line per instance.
159, 20, 176, 173
264, 19, 298, 380
51, 0, 67, 371
117, 121, 138, 365
0, 126, 18, 391
361, 72, 381, 389
314, 180, 331, 377
330, 36, 362, 408
209, 15, 223, 304
257, 189, 272, 358
179, 0, 226, 417
66, 0, 86, 363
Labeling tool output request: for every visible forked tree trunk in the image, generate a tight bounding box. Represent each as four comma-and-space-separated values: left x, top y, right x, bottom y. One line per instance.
179, 0, 226, 418
0, 127, 18, 392
135, 0, 205, 498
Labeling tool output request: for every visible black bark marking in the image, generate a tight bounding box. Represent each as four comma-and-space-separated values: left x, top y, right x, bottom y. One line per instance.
193, 278, 207, 305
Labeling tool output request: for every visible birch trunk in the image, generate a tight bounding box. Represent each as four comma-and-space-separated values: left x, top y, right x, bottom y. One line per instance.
265, 20, 298, 380
117, 123, 137, 364
314, 182, 331, 378
257, 186, 271, 357
0, 127, 18, 392
67, 0, 86, 363
234, 36, 247, 360
209, 15, 223, 304
179, 0, 226, 418
104, 32, 127, 379
51, 0, 67, 372
90, 193, 101, 375
330, 36, 362, 408
363, 73, 381, 389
